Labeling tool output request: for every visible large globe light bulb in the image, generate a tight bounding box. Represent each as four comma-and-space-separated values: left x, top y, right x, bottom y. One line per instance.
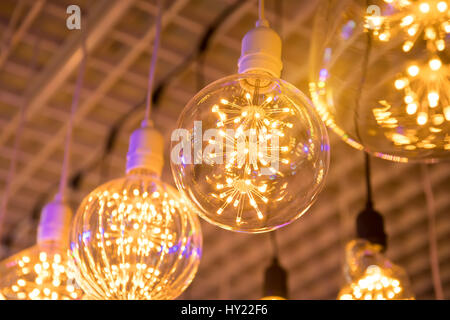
0, 201, 83, 300
310, 0, 450, 162
171, 18, 329, 233
69, 126, 202, 300
338, 239, 414, 300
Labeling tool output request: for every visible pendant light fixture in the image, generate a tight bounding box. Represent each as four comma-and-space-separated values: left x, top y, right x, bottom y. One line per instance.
0, 35, 87, 300
171, 0, 329, 233
69, 0, 203, 300
261, 232, 288, 300
310, 0, 450, 162
338, 154, 414, 300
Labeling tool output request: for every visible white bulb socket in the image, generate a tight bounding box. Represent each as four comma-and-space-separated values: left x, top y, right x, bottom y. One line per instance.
37, 199, 73, 246
238, 22, 283, 78
126, 123, 164, 176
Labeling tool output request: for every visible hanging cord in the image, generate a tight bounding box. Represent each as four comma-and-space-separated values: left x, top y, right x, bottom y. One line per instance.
259, 0, 265, 20
420, 164, 444, 300
0, 36, 41, 246
0, 97, 26, 244
21, 0, 246, 240
354, 1, 373, 146
364, 152, 373, 209
264, 230, 288, 298
257, 0, 268, 27
55, 34, 87, 202
143, 0, 163, 127
356, 152, 387, 249
276, 0, 283, 39
269, 230, 279, 258
196, 53, 205, 92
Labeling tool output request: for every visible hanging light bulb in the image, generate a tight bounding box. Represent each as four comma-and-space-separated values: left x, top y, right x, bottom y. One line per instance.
0, 26, 88, 300
171, 0, 329, 233
69, 0, 202, 300
338, 154, 414, 300
69, 125, 203, 300
338, 239, 415, 300
0, 200, 84, 300
310, 0, 450, 162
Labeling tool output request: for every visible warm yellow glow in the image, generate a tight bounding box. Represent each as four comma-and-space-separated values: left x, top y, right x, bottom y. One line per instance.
376, 0, 450, 53
338, 240, 415, 300
70, 171, 202, 300
429, 58, 442, 71
339, 265, 412, 300
375, 53, 449, 151
428, 92, 439, 107
404, 95, 414, 104
394, 79, 407, 89
419, 2, 430, 13
406, 103, 418, 115
209, 90, 301, 225
0, 242, 83, 300
261, 296, 286, 300
176, 72, 329, 233
445, 106, 450, 120
309, 0, 450, 162
407, 65, 419, 77
417, 112, 428, 125
401, 15, 414, 26
437, 1, 448, 12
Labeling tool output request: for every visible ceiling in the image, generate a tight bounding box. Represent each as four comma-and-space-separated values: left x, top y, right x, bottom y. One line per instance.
0, 0, 449, 300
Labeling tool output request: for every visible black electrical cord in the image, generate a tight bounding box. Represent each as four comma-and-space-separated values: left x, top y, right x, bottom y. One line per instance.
263, 231, 288, 299
4, 0, 248, 247
350, 1, 386, 250
364, 152, 373, 209
269, 230, 279, 257
356, 153, 387, 250
264, 1, 288, 293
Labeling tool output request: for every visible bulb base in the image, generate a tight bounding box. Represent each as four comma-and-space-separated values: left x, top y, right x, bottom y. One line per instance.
37, 199, 73, 245
356, 207, 387, 250
126, 125, 164, 176
238, 23, 282, 77
263, 257, 288, 299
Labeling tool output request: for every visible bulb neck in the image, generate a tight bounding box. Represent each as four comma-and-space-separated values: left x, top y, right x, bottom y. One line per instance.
37, 198, 73, 246
126, 124, 164, 176
238, 22, 282, 78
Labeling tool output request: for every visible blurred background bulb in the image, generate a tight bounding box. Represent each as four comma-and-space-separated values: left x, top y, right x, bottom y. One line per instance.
0, 242, 82, 300
310, 0, 450, 162
171, 15, 329, 233
0, 201, 83, 300
338, 239, 414, 300
70, 127, 202, 300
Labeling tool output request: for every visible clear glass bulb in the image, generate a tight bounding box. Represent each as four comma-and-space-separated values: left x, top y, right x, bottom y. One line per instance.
0, 240, 83, 300
69, 169, 202, 300
338, 239, 415, 300
310, 0, 450, 162
171, 72, 329, 233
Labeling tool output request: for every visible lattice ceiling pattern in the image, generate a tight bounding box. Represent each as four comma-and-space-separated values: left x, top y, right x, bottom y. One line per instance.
0, 0, 448, 300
